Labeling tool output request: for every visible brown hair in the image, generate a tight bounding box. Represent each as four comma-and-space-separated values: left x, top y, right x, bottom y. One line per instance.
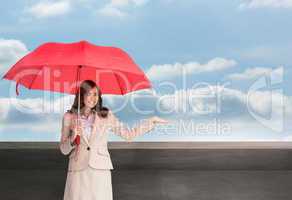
67, 80, 109, 118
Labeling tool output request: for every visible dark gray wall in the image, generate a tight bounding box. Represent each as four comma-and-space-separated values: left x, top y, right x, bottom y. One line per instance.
0, 142, 292, 200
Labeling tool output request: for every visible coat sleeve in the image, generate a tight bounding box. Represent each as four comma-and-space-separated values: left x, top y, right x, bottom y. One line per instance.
59, 112, 75, 155
108, 110, 156, 142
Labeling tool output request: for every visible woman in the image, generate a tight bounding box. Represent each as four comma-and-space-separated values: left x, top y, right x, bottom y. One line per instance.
59, 80, 168, 200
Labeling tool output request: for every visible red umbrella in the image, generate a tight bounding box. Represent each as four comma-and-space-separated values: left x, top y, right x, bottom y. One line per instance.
1, 40, 152, 146
2, 40, 151, 96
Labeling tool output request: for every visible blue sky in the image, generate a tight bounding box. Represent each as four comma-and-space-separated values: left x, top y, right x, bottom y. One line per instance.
1, 0, 292, 141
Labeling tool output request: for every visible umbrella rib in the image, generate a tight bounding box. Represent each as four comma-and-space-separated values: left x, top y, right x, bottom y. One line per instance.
76, 64, 143, 76
29, 66, 43, 89
18, 64, 144, 75
113, 72, 124, 95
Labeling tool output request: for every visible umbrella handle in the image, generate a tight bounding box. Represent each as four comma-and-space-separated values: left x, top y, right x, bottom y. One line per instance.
16, 81, 19, 96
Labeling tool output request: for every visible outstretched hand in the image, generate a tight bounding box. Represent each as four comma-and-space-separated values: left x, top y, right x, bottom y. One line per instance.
150, 116, 170, 125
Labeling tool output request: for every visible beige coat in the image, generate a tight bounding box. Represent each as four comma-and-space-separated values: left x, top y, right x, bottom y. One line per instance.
59, 110, 155, 171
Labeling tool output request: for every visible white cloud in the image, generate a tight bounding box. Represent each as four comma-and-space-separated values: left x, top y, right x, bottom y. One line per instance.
0, 98, 11, 121
239, 0, 292, 9
97, 0, 148, 17
158, 86, 288, 117
226, 66, 283, 81
163, 86, 290, 134
146, 57, 237, 81
0, 39, 29, 74
22, 0, 147, 19
3, 95, 74, 115
24, 0, 72, 19
159, 89, 217, 116
0, 95, 74, 134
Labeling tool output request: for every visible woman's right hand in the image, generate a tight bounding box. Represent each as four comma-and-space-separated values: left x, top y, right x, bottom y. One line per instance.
70, 120, 83, 145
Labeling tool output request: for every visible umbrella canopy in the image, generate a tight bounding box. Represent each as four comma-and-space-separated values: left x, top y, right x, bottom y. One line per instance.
2, 40, 152, 95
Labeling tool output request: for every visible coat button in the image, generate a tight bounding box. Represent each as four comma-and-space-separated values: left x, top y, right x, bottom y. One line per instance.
87, 147, 90, 151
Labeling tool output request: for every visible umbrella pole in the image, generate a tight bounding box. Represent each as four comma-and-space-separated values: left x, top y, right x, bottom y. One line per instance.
77, 65, 82, 131
74, 65, 82, 162
78, 79, 80, 122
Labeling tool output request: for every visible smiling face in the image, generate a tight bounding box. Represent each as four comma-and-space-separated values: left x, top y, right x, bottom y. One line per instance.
83, 87, 99, 109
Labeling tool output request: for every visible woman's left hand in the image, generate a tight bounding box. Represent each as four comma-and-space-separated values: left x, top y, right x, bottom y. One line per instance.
150, 116, 170, 125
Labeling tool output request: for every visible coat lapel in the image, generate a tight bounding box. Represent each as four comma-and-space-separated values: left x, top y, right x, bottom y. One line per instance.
89, 113, 109, 145
89, 113, 104, 145
72, 112, 109, 146
80, 131, 90, 146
